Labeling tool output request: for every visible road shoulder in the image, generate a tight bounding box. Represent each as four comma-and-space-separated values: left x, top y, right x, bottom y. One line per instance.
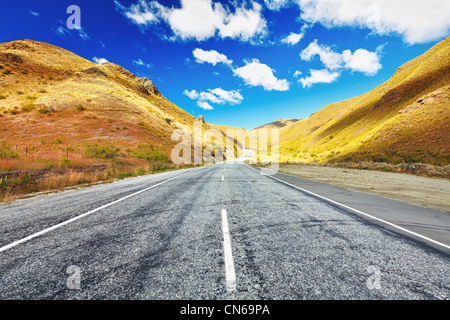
248, 165, 450, 255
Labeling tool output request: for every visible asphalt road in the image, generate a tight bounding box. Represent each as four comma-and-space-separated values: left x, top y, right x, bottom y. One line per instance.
0, 162, 449, 299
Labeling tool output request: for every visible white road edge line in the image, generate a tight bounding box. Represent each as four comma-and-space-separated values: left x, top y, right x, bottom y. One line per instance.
221, 208, 237, 293
222, 175, 225, 181
0, 165, 210, 253
245, 164, 450, 250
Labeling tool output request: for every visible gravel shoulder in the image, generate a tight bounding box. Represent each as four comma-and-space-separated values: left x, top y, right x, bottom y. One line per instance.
273, 164, 450, 213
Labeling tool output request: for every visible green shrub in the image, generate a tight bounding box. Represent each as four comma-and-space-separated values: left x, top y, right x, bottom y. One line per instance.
132, 144, 169, 162
0, 141, 19, 159
38, 106, 51, 114
2, 69, 11, 75
85, 142, 120, 159
0, 94, 6, 99
76, 105, 86, 111
21, 101, 35, 112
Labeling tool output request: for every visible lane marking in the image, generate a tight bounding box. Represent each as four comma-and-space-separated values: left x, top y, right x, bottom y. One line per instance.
245, 164, 450, 251
0, 165, 211, 253
222, 175, 225, 181
221, 208, 237, 293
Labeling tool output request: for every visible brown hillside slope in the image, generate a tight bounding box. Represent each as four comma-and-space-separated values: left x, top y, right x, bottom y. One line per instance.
0, 40, 236, 165
280, 36, 450, 166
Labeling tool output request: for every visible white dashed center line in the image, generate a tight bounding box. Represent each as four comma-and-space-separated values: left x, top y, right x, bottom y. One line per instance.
221, 208, 236, 293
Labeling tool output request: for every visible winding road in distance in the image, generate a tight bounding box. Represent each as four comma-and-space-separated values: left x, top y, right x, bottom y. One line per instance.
0, 160, 449, 299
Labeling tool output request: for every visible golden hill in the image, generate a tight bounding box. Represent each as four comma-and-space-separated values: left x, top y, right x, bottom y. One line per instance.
279, 36, 450, 166
0, 39, 238, 166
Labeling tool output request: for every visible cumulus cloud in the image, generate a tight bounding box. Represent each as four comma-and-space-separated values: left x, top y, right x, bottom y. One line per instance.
282, 32, 304, 45
233, 59, 290, 91
300, 40, 343, 70
184, 88, 244, 110
295, 0, 450, 44
298, 69, 340, 88
300, 40, 382, 75
341, 48, 382, 75
114, 0, 158, 27
116, 0, 267, 42
93, 57, 109, 65
193, 48, 233, 66
197, 101, 214, 110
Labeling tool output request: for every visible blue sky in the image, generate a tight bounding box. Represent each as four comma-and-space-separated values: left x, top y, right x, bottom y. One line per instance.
1, 0, 449, 129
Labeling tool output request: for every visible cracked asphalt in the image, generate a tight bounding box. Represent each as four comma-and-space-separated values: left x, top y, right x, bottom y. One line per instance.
0, 163, 448, 299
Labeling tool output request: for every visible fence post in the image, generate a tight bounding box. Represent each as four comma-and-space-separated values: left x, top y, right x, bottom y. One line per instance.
67, 147, 69, 157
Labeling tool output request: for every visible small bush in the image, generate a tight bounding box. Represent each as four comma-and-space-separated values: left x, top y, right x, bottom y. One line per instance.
0, 94, 6, 99
2, 69, 11, 75
132, 144, 169, 162
25, 95, 37, 100
165, 118, 172, 125
76, 105, 86, 111
53, 138, 63, 144
21, 101, 35, 112
0, 141, 19, 159
85, 142, 120, 159
38, 106, 51, 115
16, 90, 24, 95
38, 88, 47, 93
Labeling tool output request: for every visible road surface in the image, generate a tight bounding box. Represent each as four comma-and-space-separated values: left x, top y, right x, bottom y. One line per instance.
0, 162, 448, 299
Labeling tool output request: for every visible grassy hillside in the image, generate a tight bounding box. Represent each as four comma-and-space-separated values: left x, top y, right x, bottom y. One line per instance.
279, 36, 450, 166
0, 39, 239, 200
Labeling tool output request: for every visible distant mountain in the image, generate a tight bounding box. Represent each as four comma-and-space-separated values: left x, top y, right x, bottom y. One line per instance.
253, 118, 300, 131
279, 36, 450, 166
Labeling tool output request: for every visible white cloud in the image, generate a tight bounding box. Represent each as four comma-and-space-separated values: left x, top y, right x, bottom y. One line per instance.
185, 87, 243, 111
233, 59, 290, 91
264, 0, 290, 11
183, 89, 200, 99
293, 70, 302, 78
29, 10, 40, 17
295, 0, 450, 44
116, 0, 267, 42
300, 40, 343, 70
342, 48, 381, 75
93, 57, 109, 65
55, 25, 90, 41
193, 48, 232, 66
282, 32, 304, 45
209, 88, 243, 105
115, 0, 158, 27
133, 58, 152, 68
300, 40, 382, 76
298, 69, 340, 88
197, 101, 214, 110
185, 88, 243, 105
218, 2, 267, 41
